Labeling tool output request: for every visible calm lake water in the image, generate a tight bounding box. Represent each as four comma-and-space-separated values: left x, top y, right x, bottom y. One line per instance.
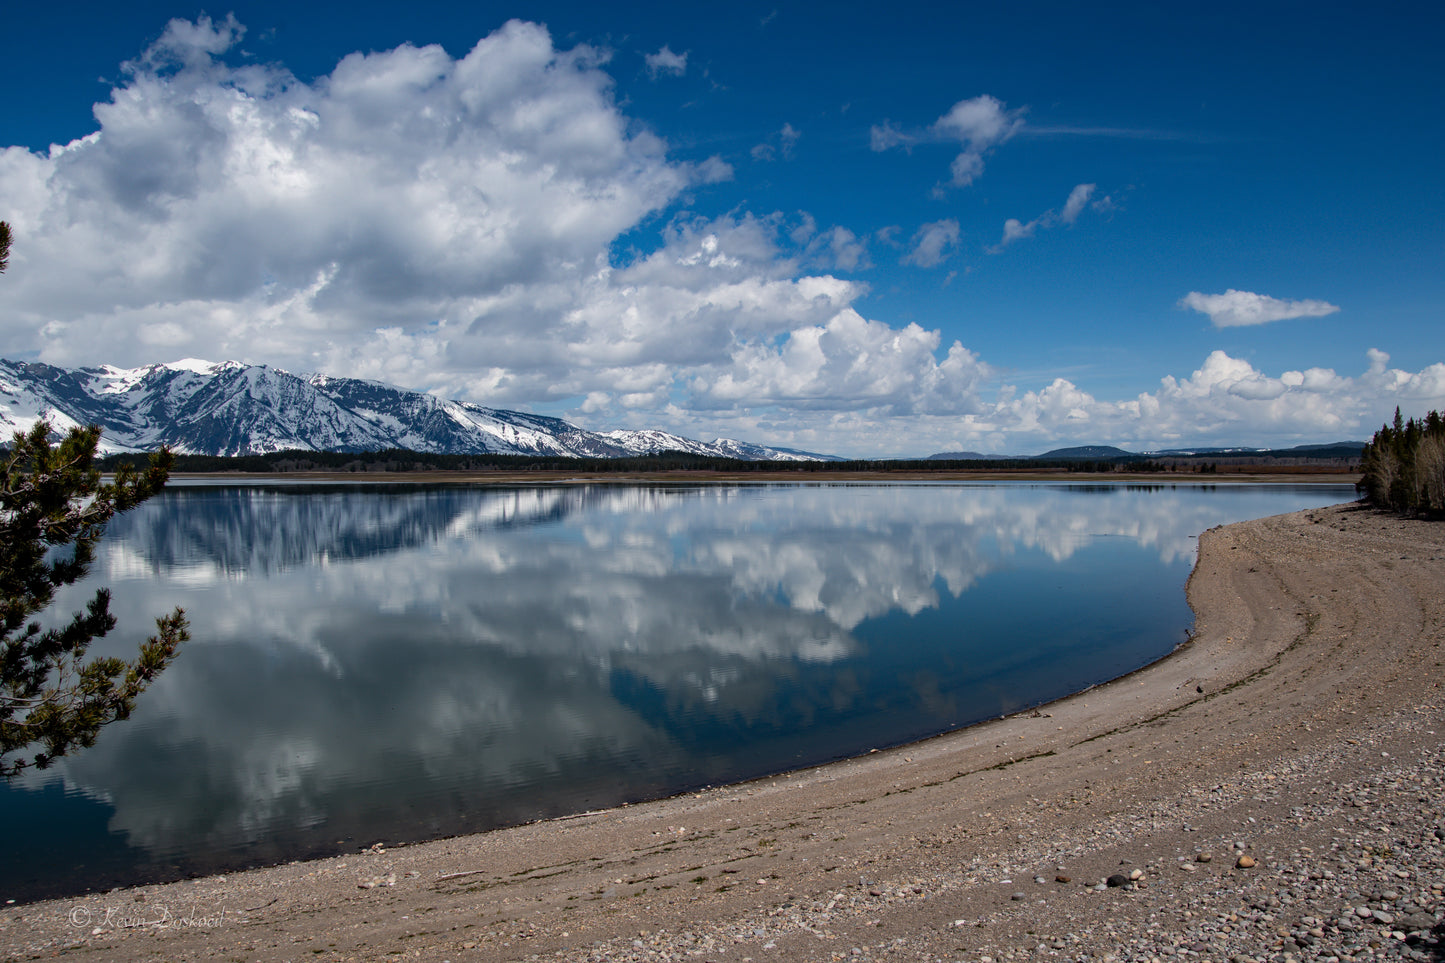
2, 480, 1355, 901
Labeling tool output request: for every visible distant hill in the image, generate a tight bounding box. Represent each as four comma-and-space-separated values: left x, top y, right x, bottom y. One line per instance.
925, 450, 992, 460
1273, 442, 1367, 458
1146, 447, 1265, 456
923, 441, 1366, 464
1147, 442, 1366, 458
1036, 445, 1134, 460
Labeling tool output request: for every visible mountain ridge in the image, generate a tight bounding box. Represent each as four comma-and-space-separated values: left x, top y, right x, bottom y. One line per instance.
926, 442, 1367, 461
0, 358, 833, 461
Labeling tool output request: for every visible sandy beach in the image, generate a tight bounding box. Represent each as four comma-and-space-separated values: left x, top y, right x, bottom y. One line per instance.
2, 498, 1441, 962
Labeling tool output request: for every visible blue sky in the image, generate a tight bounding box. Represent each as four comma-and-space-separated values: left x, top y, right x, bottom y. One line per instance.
1, 1, 1442, 456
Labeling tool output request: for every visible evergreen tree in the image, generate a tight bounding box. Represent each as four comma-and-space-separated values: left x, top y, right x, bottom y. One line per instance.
0, 423, 189, 777
1359, 407, 1445, 515
0, 220, 190, 777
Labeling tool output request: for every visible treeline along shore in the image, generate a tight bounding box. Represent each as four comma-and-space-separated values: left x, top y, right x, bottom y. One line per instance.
1359, 408, 1445, 515
99, 445, 1364, 477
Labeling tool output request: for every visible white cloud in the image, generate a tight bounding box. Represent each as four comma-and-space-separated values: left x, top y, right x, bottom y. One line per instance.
999, 218, 1036, 246
780, 122, 801, 158
694, 156, 735, 183
788, 215, 867, 272
868, 121, 913, 152
0, 18, 734, 378
788, 212, 817, 245
932, 94, 1021, 147
319, 212, 880, 415
690, 311, 992, 415
871, 94, 1023, 189
752, 122, 801, 163
1060, 183, 1095, 224
138, 12, 245, 68
1179, 289, 1342, 328
644, 45, 687, 78
992, 183, 1108, 251
902, 219, 960, 267
662, 348, 1445, 459
816, 226, 867, 272
980, 349, 1445, 453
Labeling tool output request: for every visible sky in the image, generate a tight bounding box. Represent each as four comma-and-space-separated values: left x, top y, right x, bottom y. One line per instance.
1, 1, 1442, 457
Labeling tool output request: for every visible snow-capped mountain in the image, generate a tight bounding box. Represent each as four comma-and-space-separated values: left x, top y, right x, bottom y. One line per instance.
0, 359, 827, 461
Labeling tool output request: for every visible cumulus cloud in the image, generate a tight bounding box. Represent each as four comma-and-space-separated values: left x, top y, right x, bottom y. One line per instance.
932, 94, 1024, 188
0, 18, 734, 379
140, 12, 245, 68
314, 212, 886, 418
627, 348, 1445, 459
780, 122, 801, 158
1060, 183, 1095, 224
694, 156, 735, 183
788, 216, 868, 272
1142, 350, 1402, 435
976, 349, 1445, 454
751, 122, 801, 162
872, 94, 1023, 190
868, 121, 913, 152
902, 219, 960, 267
644, 45, 687, 77
991, 183, 1110, 251
1179, 289, 1342, 328
932, 95, 1021, 145
691, 311, 992, 415
818, 226, 867, 272
999, 218, 1036, 246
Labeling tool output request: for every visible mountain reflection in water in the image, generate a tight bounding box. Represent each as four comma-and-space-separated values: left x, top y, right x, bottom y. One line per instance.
2, 481, 1355, 901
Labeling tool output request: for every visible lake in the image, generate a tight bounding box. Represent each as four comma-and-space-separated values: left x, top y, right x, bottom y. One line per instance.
2, 480, 1355, 902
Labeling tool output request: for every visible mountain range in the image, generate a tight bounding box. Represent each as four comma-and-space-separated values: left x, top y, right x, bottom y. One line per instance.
927, 443, 1366, 461
0, 358, 828, 460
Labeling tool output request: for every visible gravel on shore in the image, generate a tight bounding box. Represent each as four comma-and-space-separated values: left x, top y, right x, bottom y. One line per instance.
1, 500, 1441, 963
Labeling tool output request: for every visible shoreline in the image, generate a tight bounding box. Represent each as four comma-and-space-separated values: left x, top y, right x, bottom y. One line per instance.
166, 469, 1361, 486
3, 500, 1441, 962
